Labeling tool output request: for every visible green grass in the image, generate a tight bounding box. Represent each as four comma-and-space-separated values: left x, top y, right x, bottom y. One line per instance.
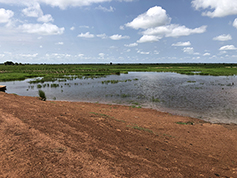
90, 112, 110, 117
0, 63, 237, 82
130, 105, 142, 108
162, 133, 175, 138
38, 90, 46, 101
126, 124, 175, 138
127, 125, 153, 133
90, 112, 125, 122
131, 102, 139, 105
176, 121, 194, 125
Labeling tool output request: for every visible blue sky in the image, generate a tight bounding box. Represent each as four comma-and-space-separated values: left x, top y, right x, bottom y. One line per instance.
0, 0, 237, 64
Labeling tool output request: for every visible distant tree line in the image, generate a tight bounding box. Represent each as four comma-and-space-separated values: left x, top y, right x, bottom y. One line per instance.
4, 61, 23, 65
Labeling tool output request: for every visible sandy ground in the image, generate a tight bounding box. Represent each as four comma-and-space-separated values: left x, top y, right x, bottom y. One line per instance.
0, 92, 237, 178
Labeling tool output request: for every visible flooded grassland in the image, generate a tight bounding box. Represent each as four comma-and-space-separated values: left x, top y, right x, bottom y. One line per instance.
2, 71, 237, 124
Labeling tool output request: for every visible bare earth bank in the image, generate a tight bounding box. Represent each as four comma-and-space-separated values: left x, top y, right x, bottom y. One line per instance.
0, 92, 237, 178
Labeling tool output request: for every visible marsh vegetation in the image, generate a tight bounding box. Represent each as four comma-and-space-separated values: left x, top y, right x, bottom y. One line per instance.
0, 63, 237, 82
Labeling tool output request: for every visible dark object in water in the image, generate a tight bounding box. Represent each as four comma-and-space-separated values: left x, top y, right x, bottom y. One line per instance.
0, 85, 6, 92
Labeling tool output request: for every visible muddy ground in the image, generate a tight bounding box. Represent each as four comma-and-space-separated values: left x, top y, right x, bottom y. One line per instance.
0, 92, 237, 178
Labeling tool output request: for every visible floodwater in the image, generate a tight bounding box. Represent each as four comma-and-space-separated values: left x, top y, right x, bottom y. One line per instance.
2, 72, 237, 124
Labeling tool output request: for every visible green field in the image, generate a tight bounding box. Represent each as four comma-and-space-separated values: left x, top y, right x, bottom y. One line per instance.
0, 63, 236, 82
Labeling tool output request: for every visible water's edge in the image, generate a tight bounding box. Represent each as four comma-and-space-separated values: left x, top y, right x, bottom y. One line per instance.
2, 72, 237, 124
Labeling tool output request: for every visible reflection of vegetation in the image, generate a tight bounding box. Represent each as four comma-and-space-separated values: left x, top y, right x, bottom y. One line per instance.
131, 102, 139, 105
101, 79, 137, 84
121, 94, 131, 98
137, 94, 146, 99
151, 96, 160, 102
1, 63, 237, 82
51, 83, 59, 88
29, 77, 57, 84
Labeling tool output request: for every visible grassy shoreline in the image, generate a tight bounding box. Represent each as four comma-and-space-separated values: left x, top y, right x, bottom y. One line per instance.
0, 63, 237, 82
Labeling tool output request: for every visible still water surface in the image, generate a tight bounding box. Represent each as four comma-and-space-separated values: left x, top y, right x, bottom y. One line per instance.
2, 72, 237, 124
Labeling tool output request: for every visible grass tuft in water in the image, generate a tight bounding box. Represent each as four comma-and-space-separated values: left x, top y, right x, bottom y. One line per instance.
151, 96, 160, 102
37, 84, 42, 88
38, 90, 46, 101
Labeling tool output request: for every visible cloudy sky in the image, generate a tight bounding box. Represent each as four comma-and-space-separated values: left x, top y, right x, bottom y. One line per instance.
0, 0, 237, 64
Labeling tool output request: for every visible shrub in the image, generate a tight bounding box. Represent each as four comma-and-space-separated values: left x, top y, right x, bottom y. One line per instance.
51, 83, 59, 88
37, 84, 42, 88
38, 90, 46, 101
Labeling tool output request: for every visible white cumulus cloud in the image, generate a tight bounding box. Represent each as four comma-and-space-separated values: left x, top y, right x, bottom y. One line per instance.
172, 41, 191, 47
137, 35, 161, 43
19, 53, 39, 58
183, 47, 194, 54
203, 53, 211, 56
77, 32, 94, 38
154, 50, 159, 54
76, 54, 84, 58
22, 3, 43, 17
56, 42, 64, 45
7, 0, 133, 10
137, 50, 150, 55
99, 53, 105, 58
126, 6, 171, 30
119, 26, 125, 30
213, 34, 232, 41
192, 0, 237, 17
167, 25, 207, 37
233, 18, 237, 29
110, 34, 130, 40
79, 25, 89, 29
97, 33, 108, 39
125, 6, 207, 43
124, 43, 138, 47
95, 5, 114, 12
19, 23, 64, 35
143, 24, 207, 38
0, 8, 14, 23
37, 14, 54, 23
22, 3, 54, 23
219, 45, 237, 50
138, 25, 206, 43
0, 0, 135, 10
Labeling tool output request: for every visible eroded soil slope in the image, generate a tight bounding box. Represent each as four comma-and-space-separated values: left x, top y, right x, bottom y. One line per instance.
0, 92, 237, 177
